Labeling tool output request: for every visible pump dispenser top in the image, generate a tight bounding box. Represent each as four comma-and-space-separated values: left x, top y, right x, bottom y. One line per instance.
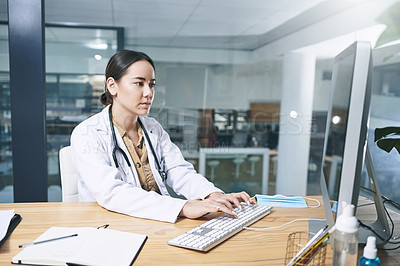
335, 202, 358, 233
359, 236, 380, 265
363, 236, 378, 259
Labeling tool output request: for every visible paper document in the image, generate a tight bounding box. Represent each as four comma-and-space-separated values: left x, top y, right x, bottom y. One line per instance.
12, 227, 148, 266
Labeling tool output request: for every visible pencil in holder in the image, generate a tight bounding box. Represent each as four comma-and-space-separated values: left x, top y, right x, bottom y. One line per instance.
284, 231, 327, 266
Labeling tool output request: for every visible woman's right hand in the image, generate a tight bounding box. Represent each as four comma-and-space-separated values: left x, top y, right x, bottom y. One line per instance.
179, 199, 238, 219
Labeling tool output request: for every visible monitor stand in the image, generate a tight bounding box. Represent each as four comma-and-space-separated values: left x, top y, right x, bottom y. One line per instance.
320, 145, 391, 246
358, 146, 390, 245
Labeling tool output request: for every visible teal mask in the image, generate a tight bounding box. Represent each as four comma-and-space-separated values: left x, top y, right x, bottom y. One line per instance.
255, 194, 308, 208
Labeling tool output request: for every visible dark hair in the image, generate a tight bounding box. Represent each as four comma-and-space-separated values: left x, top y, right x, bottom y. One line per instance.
100, 50, 155, 105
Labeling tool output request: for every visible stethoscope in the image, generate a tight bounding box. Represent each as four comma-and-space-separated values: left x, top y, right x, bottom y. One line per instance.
108, 106, 167, 182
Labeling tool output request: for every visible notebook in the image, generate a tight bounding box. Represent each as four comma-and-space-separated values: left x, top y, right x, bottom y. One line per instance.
0, 209, 22, 247
12, 227, 147, 266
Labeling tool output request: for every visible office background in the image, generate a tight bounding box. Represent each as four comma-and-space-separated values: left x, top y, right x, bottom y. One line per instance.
0, 0, 399, 204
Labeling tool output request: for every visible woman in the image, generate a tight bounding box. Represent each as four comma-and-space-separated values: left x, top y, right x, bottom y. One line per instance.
71, 50, 251, 223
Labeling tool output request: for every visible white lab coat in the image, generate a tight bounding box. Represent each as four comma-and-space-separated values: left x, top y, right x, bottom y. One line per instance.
70, 106, 222, 223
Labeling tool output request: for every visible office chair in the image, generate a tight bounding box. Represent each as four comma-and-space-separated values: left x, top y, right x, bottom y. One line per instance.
59, 146, 79, 202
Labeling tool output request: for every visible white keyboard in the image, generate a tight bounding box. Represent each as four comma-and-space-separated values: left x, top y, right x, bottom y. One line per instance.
168, 204, 272, 252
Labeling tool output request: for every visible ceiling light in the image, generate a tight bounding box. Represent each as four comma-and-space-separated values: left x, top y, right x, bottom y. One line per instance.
332, 115, 341, 125
94, 54, 102, 60
86, 39, 108, 50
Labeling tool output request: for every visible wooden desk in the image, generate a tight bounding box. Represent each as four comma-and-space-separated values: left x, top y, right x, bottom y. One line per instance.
0, 198, 329, 265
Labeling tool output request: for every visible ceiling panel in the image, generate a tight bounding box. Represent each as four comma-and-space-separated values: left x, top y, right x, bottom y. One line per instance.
113, 10, 187, 27
2, 0, 331, 50
281, 0, 324, 12
243, 10, 306, 35
190, 5, 269, 25
168, 35, 240, 49
178, 21, 250, 37
2, 0, 387, 53
45, 0, 111, 11
200, 0, 292, 9
130, 0, 201, 5
113, 1, 196, 17
45, 0, 113, 25
124, 23, 181, 38
125, 36, 174, 47
177, 5, 268, 37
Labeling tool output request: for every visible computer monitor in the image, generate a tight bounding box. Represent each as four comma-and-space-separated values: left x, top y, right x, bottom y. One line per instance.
320, 41, 390, 244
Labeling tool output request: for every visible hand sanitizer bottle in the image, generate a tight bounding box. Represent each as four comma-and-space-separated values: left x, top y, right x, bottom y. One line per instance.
332, 202, 359, 266
359, 236, 380, 266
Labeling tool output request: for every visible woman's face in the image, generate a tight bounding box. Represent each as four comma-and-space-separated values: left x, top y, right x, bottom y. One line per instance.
109, 60, 156, 118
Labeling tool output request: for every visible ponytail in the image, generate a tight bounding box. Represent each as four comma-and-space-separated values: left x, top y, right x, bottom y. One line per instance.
100, 88, 113, 105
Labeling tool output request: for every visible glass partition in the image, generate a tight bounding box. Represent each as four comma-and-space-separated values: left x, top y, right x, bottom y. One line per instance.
199, 148, 271, 196
145, 0, 400, 200
148, 60, 282, 195
45, 26, 120, 201
0, 22, 12, 203
0, 72, 12, 203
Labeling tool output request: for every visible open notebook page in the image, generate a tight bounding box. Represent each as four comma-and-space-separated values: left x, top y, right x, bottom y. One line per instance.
12, 227, 147, 266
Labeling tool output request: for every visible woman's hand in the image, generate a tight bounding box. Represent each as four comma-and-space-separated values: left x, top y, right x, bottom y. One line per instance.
179, 199, 237, 219
206, 191, 252, 209
179, 191, 253, 219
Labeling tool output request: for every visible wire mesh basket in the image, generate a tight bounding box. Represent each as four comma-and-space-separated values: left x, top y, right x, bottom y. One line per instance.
284, 231, 327, 266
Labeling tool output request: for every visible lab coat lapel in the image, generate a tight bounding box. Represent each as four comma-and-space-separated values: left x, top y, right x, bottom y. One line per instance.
140, 117, 169, 194
101, 106, 140, 185
139, 116, 159, 154
140, 117, 159, 162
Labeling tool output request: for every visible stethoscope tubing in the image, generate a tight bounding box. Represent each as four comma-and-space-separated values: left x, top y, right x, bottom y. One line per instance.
108, 105, 167, 182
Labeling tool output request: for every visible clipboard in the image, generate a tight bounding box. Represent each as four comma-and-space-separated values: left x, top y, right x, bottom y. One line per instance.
0, 213, 22, 247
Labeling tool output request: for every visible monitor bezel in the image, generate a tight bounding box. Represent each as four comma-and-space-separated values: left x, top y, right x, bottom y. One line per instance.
320, 41, 390, 245
320, 41, 372, 220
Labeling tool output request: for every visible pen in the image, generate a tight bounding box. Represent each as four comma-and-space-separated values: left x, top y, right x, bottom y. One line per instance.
294, 226, 335, 265
287, 225, 328, 266
19, 233, 78, 248
97, 224, 109, 229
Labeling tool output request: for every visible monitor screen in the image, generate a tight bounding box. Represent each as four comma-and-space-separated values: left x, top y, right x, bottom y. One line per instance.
325, 50, 354, 201
320, 41, 391, 245
321, 41, 372, 220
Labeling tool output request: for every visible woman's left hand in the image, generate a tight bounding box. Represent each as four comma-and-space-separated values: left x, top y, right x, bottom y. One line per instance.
205, 191, 253, 210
